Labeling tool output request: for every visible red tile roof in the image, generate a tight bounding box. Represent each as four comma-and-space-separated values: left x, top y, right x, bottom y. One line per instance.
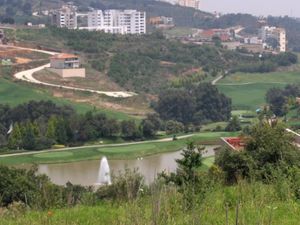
50, 53, 78, 60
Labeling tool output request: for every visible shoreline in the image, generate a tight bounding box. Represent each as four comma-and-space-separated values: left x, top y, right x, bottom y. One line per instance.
0, 132, 237, 166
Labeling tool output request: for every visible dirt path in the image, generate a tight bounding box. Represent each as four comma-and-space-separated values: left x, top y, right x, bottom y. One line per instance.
1, 45, 137, 98
0, 134, 195, 158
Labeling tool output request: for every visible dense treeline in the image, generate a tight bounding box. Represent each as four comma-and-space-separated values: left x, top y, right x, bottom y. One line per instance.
155, 83, 232, 125
230, 52, 298, 73
0, 101, 162, 150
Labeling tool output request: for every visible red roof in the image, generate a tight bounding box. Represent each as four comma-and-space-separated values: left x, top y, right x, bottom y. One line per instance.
50, 53, 78, 60
222, 137, 245, 151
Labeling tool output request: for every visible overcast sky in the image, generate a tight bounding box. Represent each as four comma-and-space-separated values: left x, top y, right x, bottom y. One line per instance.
201, 0, 300, 17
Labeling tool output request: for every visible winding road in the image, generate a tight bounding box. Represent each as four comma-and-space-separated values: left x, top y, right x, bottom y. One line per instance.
3, 45, 137, 98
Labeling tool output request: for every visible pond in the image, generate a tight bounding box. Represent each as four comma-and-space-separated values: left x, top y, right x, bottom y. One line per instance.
22, 145, 218, 185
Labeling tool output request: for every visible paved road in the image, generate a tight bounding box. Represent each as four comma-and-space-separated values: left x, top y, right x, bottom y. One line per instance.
2, 45, 137, 98
0, 134, 195, 158
211, 75, 223, 85
216, 81, 288, 86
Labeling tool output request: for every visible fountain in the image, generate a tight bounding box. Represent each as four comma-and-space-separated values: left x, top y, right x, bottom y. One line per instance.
94, 156, 111, 186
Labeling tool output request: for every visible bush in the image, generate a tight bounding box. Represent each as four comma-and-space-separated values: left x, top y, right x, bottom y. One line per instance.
96, 167, 145, 201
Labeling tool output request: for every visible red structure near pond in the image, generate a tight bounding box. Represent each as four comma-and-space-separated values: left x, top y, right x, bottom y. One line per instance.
221, 137, 245, 151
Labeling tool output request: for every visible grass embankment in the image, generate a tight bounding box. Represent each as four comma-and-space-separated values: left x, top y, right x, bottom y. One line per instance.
0, 78, 134, 120
217, 71, 300, 110
1, 181, 299, 225
0, 132, 237, 165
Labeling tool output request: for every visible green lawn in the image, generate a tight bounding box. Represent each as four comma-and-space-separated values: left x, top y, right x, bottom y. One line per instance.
0, 132, 238, 165
0, 78, 134, 120
218, 83, 286, 110
218, 71, 300, 84
217, 71, 300, 110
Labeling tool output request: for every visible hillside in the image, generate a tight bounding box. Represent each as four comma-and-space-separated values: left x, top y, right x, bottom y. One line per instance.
10, 27, 296, 94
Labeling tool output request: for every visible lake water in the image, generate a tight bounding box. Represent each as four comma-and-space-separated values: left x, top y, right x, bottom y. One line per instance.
22, 145, 218, 186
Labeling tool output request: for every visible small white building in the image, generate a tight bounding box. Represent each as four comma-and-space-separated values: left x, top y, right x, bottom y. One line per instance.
49, 53, 85, 78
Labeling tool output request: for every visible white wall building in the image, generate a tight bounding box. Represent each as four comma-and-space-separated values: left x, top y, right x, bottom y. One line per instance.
87, 9, 146, 34
261, 26, 287, 52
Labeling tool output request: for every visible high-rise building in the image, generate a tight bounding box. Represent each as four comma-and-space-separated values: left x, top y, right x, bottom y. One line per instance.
177, 0, 201, 10
87, 9, 146, 34
51, 4, 77, 29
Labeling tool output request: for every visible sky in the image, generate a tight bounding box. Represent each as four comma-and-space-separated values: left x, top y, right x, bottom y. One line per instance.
201, 0, 300, 17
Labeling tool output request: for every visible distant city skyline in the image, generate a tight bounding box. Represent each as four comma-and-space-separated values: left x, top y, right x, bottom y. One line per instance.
201, 0, 300, 17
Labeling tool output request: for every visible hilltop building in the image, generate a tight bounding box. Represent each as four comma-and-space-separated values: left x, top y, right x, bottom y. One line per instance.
51, 3, 78, 29
49, 53, 85, 78
260, 26, 286, 52
86, 9, 146, 34
149, 16, 174, 29
177, 0, 201, 10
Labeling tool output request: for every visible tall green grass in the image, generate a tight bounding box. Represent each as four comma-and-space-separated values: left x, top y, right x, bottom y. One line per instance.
1, 181, 299, 225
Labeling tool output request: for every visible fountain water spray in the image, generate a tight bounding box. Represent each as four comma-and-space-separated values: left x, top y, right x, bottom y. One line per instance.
95, 156, 111, 186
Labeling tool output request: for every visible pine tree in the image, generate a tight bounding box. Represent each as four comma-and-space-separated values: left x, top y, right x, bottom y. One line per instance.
22, 122, 36, 150
55, 118, 67, 145
46, 116, 58, 142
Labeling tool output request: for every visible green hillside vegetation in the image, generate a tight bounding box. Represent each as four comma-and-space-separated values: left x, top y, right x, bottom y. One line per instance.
11, 27, 296, 93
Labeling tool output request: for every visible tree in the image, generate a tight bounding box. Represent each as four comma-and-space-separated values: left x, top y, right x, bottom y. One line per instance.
165, 120, 184, 134
176, 142, 203, 183
156, 89, 196, 124
8, 123, 22, 150
121, 120, 139, 138
46, 116, 58, 142
155, 83, 231, 125
225, 116, 241, 132
22, 122, 36, 150
266, 88, 287, 116
141, 119, 156, 137
55, 118, 68, 145
160, 142, 204, 185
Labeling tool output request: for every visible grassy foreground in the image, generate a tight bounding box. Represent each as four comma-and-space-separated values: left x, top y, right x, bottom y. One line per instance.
1, 181, 299, 225
0, 132, 237, 165
0, 78, 133, 120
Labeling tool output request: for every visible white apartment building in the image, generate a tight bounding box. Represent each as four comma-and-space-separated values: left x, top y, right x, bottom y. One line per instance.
261, 26, 286, 52
87, 9, 146, 34
52, 4, 78, 29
